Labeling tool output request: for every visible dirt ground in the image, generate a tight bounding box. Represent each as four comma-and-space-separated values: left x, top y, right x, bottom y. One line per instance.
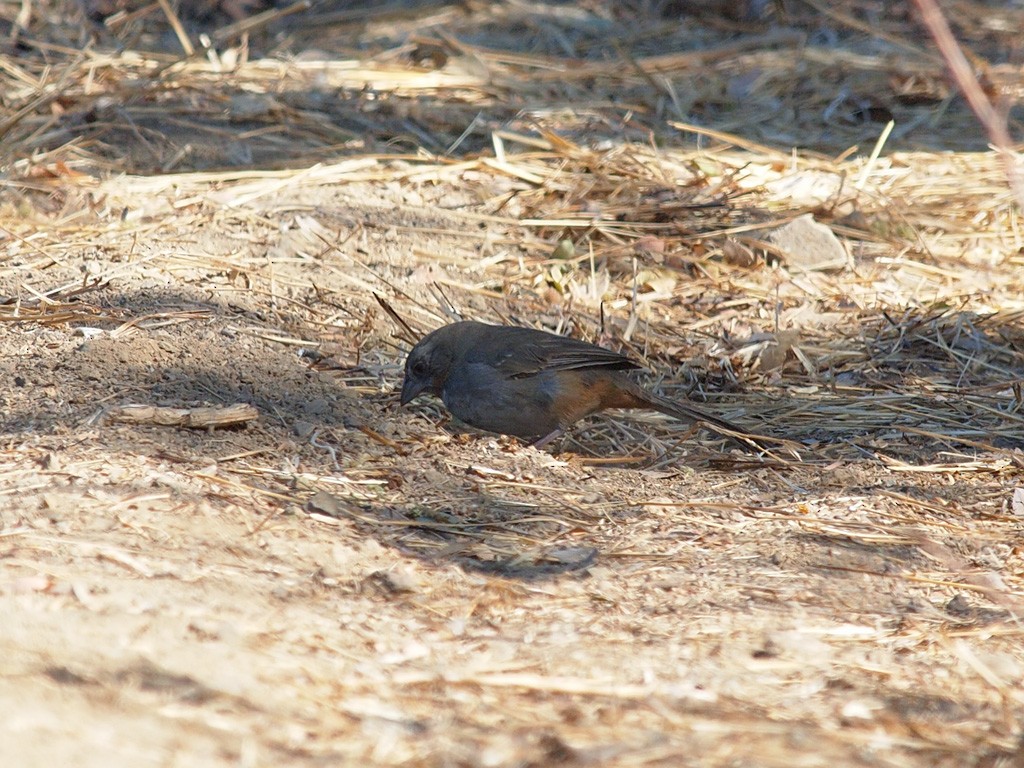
2, 2, 1024, 767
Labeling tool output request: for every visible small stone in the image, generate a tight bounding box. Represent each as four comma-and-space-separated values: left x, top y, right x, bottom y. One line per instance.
763, 213, 848, 272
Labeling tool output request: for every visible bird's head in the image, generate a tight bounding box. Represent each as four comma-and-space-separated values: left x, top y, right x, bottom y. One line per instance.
400, 326, 458, 405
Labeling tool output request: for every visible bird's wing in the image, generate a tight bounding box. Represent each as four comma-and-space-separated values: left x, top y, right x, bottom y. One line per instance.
486, 328, 640, 378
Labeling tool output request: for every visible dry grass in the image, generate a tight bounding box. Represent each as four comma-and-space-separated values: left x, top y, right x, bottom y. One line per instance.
1, 1, 1023, 767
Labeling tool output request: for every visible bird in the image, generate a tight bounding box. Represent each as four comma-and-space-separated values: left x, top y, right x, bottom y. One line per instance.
399, 320, 758, 450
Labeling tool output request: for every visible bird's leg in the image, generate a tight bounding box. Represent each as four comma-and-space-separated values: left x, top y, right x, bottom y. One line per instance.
530, 428, 564, 449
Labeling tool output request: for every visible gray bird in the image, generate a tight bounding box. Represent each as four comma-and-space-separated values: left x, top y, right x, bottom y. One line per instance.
400, 321, 756, 448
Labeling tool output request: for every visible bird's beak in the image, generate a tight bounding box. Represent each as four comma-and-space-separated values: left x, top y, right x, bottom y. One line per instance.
400, 376, 426, 405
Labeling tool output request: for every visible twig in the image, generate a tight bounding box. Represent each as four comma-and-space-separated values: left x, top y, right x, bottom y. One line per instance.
910, 0, 1024, 209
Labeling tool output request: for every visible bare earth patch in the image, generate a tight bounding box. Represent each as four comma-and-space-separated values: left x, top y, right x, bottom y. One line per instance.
2, 2, 1024, 767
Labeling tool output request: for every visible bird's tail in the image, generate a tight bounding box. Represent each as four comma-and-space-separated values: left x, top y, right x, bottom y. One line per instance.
623, 382, 766, 452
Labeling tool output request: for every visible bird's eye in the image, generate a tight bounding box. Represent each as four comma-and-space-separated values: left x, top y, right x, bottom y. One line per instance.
411, 359, 428, 376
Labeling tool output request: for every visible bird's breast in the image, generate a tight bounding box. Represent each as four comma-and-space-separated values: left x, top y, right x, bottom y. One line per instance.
439, 363, 563, 438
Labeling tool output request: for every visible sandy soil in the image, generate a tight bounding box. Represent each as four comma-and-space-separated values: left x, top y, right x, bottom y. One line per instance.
2, 2, 1024, 767
1, 172, 1021, 767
